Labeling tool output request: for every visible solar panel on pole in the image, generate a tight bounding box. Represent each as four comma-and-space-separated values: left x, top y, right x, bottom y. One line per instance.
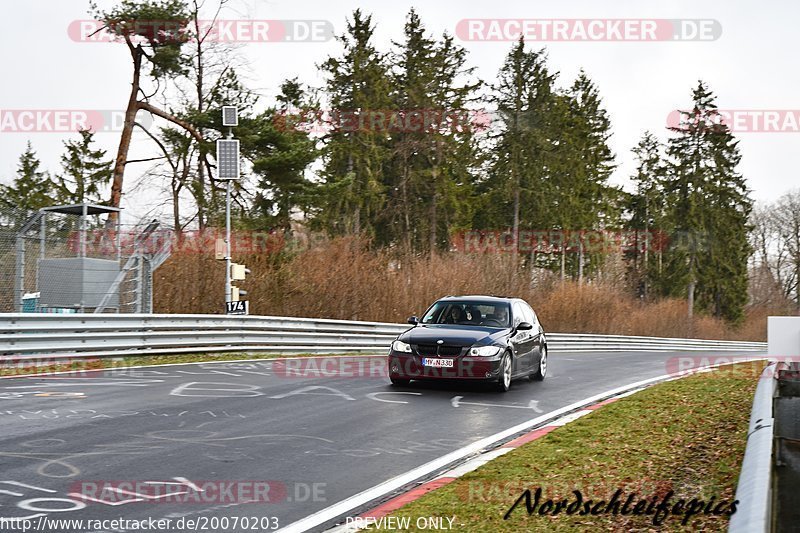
221, 106, 238, 127
216, 139, 240, 180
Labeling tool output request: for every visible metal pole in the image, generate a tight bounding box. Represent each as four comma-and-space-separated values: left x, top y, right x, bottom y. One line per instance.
146, 258, 153, 313
224, 127, 234, 306
15, 236, 25, 312
40, 213, 45, 260
16, 212, 43, 312
225, 179, 232, 304
136, 256, 143, 314
116, 211, 121, 313
81, 204, 87, 258
116, 210, 121, 264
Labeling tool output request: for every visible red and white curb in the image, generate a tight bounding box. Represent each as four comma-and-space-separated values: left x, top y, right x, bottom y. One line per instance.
323, 388, 648, 533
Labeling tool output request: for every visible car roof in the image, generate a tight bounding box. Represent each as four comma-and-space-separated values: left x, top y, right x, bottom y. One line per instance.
437, 295, 519, 304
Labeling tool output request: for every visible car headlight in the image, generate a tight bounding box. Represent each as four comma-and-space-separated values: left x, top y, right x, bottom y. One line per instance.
470, 345, 502, 357
392, 340, 412, 353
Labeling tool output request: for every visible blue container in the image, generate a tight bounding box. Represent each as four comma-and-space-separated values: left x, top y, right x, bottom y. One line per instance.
21, 292, 40, 313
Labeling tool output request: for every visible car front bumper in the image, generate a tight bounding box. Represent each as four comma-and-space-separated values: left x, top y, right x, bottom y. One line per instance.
388, 350, 504, 381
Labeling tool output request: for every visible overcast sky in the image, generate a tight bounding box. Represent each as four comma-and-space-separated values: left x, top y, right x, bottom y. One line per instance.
1, 0, 797, 224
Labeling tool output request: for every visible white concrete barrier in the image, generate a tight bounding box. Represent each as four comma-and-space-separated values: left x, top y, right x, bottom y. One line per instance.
768, 316, 800, 356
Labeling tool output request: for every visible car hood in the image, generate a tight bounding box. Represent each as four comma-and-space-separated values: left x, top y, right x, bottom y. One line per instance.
399, 325, 508, 346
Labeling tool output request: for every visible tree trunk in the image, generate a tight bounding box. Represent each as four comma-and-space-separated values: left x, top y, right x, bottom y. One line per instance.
643, 228, 649, 299
194, 13, 206, 230
172, 181, 181, 235
512, 186, 520, 260
108, 40, 143, 220
429, 192, 437, 253
402, 166, 411, 251
429, 163, 438, 252
687, 249, 696, 336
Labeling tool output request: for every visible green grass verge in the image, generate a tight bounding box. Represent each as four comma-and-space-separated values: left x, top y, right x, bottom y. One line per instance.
382, 361, 764, 532
0, 351, 380, 377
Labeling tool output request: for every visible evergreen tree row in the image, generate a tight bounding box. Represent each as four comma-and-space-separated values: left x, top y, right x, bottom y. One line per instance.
3, 5, 753, 323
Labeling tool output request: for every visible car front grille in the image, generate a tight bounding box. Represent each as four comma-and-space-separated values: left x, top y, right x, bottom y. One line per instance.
415, 344, 463, 357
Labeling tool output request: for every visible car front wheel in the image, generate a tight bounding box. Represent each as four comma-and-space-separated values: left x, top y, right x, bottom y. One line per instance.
496, 352, 512, 392
530, 345, 547, 381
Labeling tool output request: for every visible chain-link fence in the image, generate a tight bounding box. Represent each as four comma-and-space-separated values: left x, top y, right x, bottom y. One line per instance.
0, 204, 171, 313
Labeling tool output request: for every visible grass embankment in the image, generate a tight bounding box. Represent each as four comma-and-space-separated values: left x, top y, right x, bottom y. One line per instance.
0, 351, 365, 377
382, 362, 763, 532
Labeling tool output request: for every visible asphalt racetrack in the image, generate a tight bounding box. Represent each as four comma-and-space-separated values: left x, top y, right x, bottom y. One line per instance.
0, 350, 763, 532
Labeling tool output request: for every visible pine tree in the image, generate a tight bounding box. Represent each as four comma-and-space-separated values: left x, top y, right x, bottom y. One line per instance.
251, 79, 318, 231
0, 143, 55, 218
384, 9, 480, 251
627, 131, 666, 297
661, 81, 752, 323
480, 39, 558, 250
424, 32, 481, 251
380, 9, 438, 249
317, 9, 393, 237
56, 129, 112, 205
547, 71, 618, 280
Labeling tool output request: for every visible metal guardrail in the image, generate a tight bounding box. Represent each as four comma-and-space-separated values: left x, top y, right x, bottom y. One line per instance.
0, 313, 766, 360
729, 361, 780, 533
547, 333, 765, 353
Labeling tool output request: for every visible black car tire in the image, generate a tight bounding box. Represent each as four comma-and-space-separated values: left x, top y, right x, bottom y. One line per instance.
530, 345, 547, 381
390, 377, 410, 386
496, 352, 512, 392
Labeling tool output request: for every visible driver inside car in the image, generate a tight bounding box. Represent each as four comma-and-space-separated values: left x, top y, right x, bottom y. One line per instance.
494, 306, 509, 327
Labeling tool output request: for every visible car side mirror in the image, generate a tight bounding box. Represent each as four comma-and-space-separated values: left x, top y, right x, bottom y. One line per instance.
516, 321, 533, 331
407, 316, 419, 326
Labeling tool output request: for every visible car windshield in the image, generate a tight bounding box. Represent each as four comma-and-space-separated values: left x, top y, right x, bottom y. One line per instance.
421, 301, 511, 328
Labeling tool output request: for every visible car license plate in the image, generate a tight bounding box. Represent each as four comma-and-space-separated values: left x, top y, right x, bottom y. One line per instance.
422, 358, 454, 368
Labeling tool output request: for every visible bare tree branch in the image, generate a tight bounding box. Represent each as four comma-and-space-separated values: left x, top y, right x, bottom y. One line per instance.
125, 156, 168, 165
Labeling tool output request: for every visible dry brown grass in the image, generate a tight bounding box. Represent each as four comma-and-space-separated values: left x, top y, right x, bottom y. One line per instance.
154, 235, 780, 341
